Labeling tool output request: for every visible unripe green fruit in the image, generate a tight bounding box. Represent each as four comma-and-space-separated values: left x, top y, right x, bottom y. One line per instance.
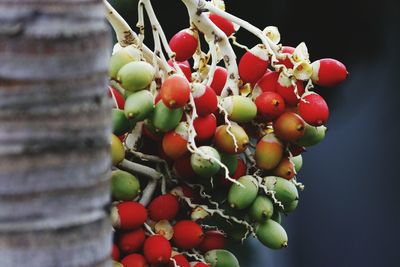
249, 195, 274, 222
109, 46, 141, 79
124, 90, 154, 123
124, 89, 134, 99
191, 146, 221, 178
285, 199, 299, 213
113, 261, 123, 267
118, 61, 155, 92
152, 101, 183, 132
112, 109, 131, 136
220, 153, 238, 175
264, 176, 299, 213
295, 123, 327, 147
221, 95, 257, 123
228, 175, 259, 210
111, 170, 140, 201
111, 134, 125, 166
205, 249, 240, 267
291, 154, 303, 173
256, 219, 288, 249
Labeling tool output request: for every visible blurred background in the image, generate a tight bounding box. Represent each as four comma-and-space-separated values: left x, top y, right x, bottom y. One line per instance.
110, 0, 400, 266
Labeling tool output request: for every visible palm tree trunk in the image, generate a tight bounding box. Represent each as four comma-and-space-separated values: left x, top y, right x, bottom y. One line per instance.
0, 1, 112, 266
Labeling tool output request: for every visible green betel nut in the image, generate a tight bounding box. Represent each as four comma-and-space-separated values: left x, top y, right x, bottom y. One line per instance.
228, 175, 259, 210
191, 146, 221, 178
108, 45, 141, 79
264, 176, 299, 213
205, 249, 240, 267
112, 108, 131, 136
256, 219, 288, 249
111, 170, 141, 201
152, 101, 183, 132
124, 90, 154, 123
221, 95, 257, 123
291, 154, 303, 173
295, 123, 327, 147
118, 61, 155, 92
249, 195, 274, 222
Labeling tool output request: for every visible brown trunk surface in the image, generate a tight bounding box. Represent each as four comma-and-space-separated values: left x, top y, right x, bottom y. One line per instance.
0, 1, 112, 266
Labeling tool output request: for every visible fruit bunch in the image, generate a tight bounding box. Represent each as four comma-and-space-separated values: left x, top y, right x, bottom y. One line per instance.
105, 0, 347, 266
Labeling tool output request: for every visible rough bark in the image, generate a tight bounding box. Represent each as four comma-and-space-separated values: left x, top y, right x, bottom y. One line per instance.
0, 0, 112, 266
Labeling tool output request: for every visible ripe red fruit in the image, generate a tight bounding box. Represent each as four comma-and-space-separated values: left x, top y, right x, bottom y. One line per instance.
239, 45, 269, 84
112, 201, 148, 230
168, 254, 191, 267
144, 235, 172, 265
276, 75, 305, 106
149, 194, 180, 221
193, 114, 217, 141
173, 154, 198, 180
111, 243, 120, 261
142, 121, 162, 142
209, 13, 236, 37
160, 75, 191, 108
255, 91, 286, 121
192, 83, 218, 116
162, 125, 188, 160
299, 93, 329, 126
118, 228, 146, 254
173, 220, 204, 249
121, 254, 148, 267
209, 66, 228, 95
198, 231, 226, 253
288, 143, 306, 157
254, 71, 279, 93
108, 86, 125, 109
273, 112, 306, 142
168, 59, 192, 81
311, 58, 348, 87
193, 263, 210, 267
169, 29, 198, 61
232, 159, 246, 180
277, 46, 295, 69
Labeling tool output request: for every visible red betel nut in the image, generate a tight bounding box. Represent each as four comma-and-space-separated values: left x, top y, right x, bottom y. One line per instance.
160, 75, 191, 109
209, 13, 236, 37
168, 254, 191, 267
149, 194, 180, 221
121, 253, 148, 267
209, 66, 228, 96
239, 45, 269, 84
173, 220, 204, 249
118, 228, 146, 254
192, 83, 218, 116
311, 58, 348, 87
112, 201, 148, 230
143, 235, 172, 265
193, 114, 217, 141
198, 230, 226, 253
299, 93, 329, 126
169, 29, 198, 61
255, 91, 286, 121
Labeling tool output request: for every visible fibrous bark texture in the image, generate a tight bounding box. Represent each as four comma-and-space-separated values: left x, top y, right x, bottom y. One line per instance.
0, 1, 112, 266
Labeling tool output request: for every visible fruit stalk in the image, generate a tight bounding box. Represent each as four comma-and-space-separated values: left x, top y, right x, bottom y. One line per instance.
181, 0, 240, 96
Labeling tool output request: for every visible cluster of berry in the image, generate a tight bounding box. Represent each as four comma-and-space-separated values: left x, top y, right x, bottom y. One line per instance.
105, 0, 347, 266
